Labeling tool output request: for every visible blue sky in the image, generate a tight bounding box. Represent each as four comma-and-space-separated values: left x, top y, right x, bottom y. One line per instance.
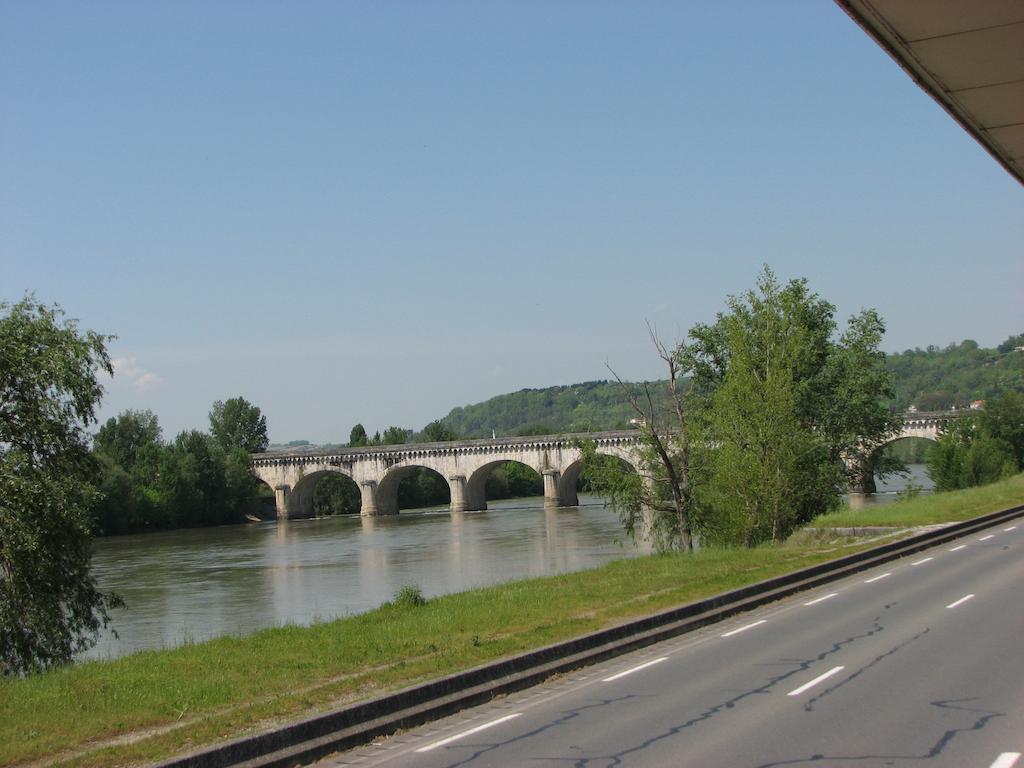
3, 2, 1021, 444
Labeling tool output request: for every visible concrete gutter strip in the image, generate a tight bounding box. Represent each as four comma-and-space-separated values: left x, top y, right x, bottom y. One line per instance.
154, 503, 1024, 768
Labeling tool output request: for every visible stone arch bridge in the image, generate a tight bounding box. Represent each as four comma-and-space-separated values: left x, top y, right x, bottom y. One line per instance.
252, 412, 955, 519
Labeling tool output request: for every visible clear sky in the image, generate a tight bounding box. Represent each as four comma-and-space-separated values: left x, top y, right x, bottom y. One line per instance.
3, 2, 1021, 444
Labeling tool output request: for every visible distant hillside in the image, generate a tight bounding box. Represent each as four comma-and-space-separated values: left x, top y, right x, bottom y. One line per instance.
440, 335, 1024, 439
887, 334, 1023, 411
442, 380, 664, 438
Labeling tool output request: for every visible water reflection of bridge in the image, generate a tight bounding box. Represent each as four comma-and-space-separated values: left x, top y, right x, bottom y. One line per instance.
253, 411, 959, 519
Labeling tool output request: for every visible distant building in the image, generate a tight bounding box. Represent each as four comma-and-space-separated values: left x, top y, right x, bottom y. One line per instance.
907, 404, 918, 413
970, 400, 985, 410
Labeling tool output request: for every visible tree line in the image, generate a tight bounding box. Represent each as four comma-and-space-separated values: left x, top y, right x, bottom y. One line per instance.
90, 399, 271, 535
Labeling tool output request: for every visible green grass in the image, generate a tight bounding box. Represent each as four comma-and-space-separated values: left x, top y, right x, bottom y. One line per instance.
2, 474, 1022, 768
812, 472, 1024, 528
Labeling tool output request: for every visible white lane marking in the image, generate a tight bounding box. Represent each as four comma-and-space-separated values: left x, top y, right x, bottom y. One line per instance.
804, 593, 839, 606
946, 594, 975, 609
721, 620, 767, 638
1004, 526, 1017, 532
787, 666, 845, 697
948, 544, 967, 552
415, 713, 522, 752
989, 753, 1021, 768
864, 572, 891, 584
601, 657, 668, 682
911, 557, 934, 566
979, 534, 995, 541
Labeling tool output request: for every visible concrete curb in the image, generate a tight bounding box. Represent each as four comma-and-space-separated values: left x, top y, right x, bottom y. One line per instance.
154, 502, 1024, 768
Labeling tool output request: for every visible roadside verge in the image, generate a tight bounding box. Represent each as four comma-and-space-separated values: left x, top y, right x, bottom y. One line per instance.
155, 501, 1024, 768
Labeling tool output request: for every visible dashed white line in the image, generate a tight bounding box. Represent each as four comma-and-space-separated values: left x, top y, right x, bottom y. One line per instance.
804, 593, 839, 606
1004, 526, 1017, 532
864, 572, 891, 584
601, 657, 669, 682
946, 594, 975, 609
787, 666, 845, 697
948, 544, 967, 552
979, 534, 995, 541
415, 713, 522, 752
989, 752, 1021, 768
721, 620, 766, 638
911, 557, 934, 566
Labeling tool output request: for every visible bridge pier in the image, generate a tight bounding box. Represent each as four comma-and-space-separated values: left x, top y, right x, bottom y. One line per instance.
847, 458, 878, 494
360, 480, 386, 516
449, 475, 467, 513
543, 469, 565, 507
274, 485, 291, 520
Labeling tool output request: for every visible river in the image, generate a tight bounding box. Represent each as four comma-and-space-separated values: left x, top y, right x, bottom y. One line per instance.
86, 466, 932, 660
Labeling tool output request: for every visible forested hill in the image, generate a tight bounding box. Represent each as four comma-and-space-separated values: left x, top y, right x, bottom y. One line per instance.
442, 380, 665, 437
441, 335, 1024, 438
886, 335, 1023, 411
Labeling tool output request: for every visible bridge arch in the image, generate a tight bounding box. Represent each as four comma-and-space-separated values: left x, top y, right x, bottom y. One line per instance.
288, 468, 355, 519
376, 464, 451, 516
558, 449, 640, 508
465, 459, 544, 512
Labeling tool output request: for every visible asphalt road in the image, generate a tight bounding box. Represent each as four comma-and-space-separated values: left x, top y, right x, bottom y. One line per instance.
316, 518, 1023, 768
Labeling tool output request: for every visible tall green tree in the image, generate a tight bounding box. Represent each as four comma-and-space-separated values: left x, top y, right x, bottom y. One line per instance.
381, 426, 409, 445
686, 267, 901, 545
93, 409, 162, 472
0, 297, 121, 674
209, 397, 268, 454
349, 424, 369, 447
419, 420, 457, 442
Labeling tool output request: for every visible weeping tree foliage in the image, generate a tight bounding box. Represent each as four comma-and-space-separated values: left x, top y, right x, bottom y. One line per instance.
579, 328, 706, 552
0, 296, 122, 675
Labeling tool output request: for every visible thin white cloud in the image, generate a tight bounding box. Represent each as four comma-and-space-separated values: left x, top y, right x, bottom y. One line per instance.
110, 356, 164, 390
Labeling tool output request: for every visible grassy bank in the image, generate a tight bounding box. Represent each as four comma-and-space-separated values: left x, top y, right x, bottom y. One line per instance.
3, 474, 1022, 768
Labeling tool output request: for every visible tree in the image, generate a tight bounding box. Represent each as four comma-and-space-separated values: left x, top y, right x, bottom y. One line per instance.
349, 424, 369, 447
209, 397, 268, 454
381, 426, 409, 445
978, 391, 1024, 469
419, 420, 457, 443
1, 296, 121, 674
926, 397, 1021, 491
93, 409, 162, 472
686, 267, 901, 545
579, 328, 704, 552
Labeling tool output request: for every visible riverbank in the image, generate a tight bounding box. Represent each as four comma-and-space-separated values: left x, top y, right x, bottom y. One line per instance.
3, 474, 1022, 768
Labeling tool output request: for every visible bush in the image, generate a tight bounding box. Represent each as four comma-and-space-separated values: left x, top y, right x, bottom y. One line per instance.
391, 584, 427, 608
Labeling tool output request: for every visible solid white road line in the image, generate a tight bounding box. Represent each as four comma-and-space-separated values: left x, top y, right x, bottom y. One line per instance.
989, 752, 1021, 768
721, 620, 767, 638
948, 544, 967, 552
946, 594, 975, 609
787, 666, 845, 697
979, 534, 995, 541
601, 657, 669, 682
804, 593, 838, 606
864, 572, 891, 584
415, 713, 522, 753
911, 557, 934, 566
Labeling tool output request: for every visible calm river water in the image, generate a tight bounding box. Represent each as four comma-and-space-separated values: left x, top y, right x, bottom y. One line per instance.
87, 467, 932, 660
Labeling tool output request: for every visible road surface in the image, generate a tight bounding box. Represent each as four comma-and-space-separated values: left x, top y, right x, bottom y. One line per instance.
316, 519, 1023, 768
